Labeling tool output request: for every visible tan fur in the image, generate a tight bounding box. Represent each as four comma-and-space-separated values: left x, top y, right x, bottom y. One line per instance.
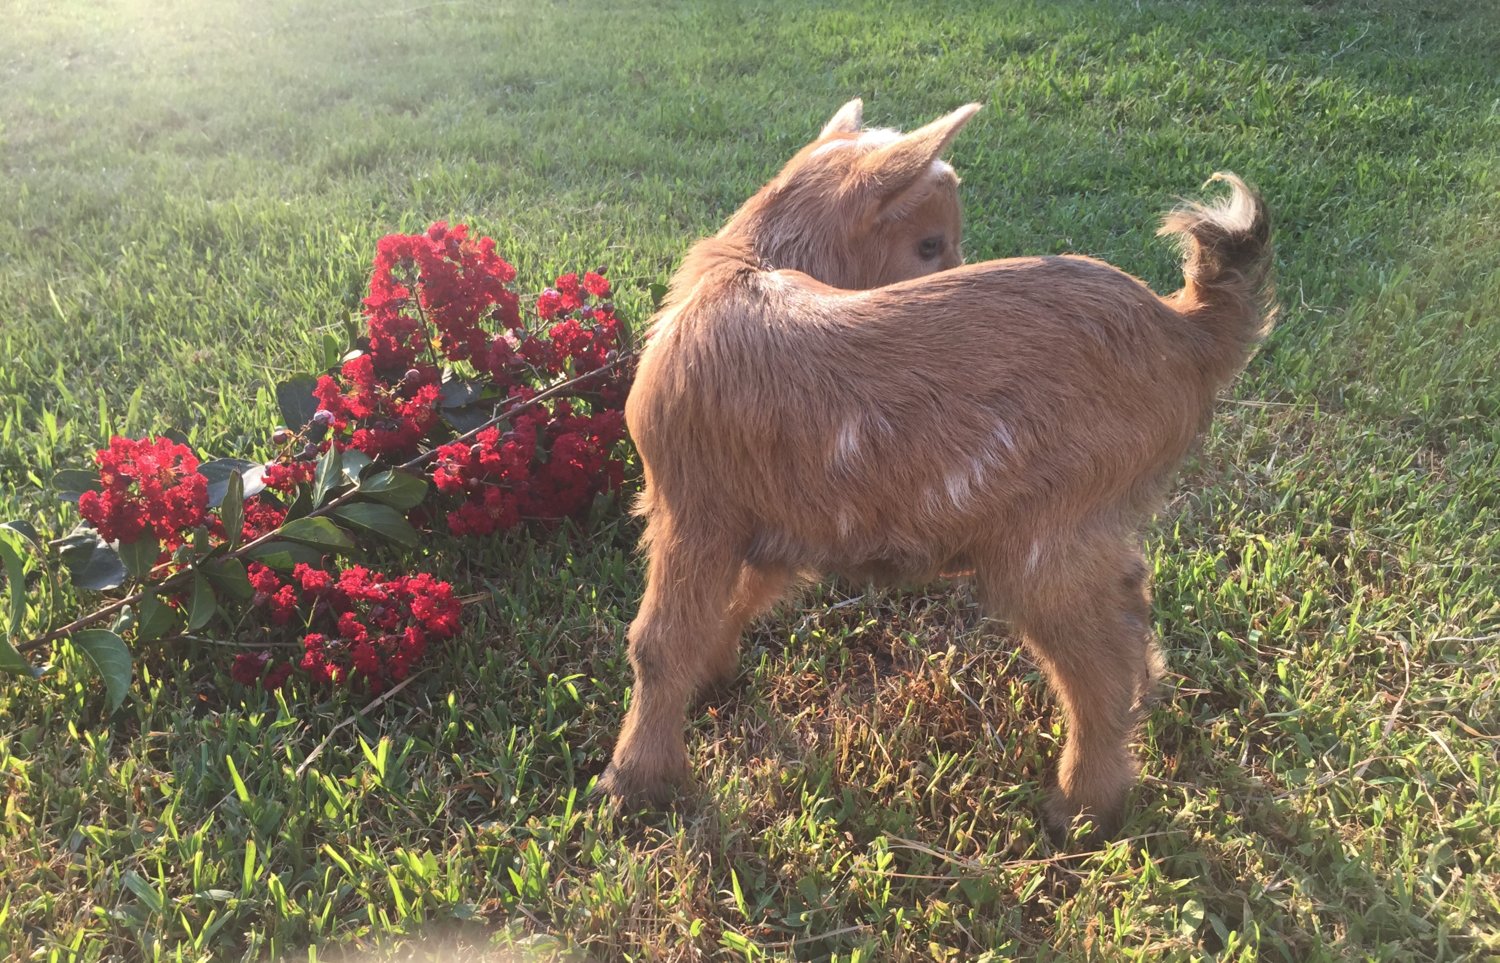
600, 101, 1274, 839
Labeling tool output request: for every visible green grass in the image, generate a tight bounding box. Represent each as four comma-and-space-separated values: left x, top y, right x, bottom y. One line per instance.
2, 0, 1498, 959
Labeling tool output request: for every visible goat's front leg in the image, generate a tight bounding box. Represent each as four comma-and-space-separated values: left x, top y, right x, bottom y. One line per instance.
706, 564, 791, 687
600, 533, 740, 807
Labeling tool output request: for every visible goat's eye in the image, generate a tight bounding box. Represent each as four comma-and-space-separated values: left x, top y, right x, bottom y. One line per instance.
918, 236, 945, 260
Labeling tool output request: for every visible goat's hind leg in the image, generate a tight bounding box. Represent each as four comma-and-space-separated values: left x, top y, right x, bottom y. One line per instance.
601, 528, 741, 807
985, 537, 1157, 839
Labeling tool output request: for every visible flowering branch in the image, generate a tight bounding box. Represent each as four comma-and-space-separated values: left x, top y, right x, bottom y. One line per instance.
12, 352, 633, 657
1, 223, 641, 706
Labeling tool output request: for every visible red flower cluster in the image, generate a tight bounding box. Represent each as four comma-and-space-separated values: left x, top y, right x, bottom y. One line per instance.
535, 270, 609, 318
78, 436, 208, 546
301, 223, 630, 537
235, 562, 462, 692
228, 651, 294, 691
239, 498, 288, 541
262, 459, 316, 494
519, 271, 625, 386
52, 228, 635, 715
313, 354, 442, 459
430, 398, 625, 535
363, 222, 520, 373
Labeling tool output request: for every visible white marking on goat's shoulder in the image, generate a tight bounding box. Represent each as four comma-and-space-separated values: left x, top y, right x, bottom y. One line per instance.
944, 468, 972, 509
835, 508, 854, 539
832, 417, 861, 468
993, 419, 1016, 454
1026, 540, 1043, 576
977, 419, 1016, 471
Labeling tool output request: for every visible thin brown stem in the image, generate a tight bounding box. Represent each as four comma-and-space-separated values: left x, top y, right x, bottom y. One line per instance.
404, 275, 445, 370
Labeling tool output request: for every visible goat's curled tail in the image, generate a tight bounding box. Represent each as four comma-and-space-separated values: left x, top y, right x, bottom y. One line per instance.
1158, 172, 1275, 377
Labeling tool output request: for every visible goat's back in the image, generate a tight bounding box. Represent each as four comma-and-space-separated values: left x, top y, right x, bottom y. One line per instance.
629, 252, 1241, 580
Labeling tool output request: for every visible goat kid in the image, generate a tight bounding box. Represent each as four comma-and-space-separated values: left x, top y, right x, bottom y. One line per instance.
601, 99, 1274, 837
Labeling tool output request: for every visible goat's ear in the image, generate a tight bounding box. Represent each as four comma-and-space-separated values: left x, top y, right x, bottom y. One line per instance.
857, 102, 981, 220
820, 99, 864, 138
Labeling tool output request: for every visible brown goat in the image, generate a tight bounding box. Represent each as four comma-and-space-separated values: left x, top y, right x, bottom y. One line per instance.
601, 100, 1274, 837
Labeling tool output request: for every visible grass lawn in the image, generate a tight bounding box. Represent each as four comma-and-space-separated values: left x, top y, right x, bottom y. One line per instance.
2, 0, 1498, 959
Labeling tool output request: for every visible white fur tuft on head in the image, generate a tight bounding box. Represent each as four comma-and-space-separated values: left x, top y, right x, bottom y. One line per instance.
812, 127, 902, 158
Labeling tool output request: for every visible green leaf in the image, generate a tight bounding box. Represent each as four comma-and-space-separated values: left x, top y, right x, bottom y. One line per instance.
135, 594, 177, 643
356, 470, 428, 511
0, 528, 34, 675
111, 606, 136, 636
648, 281, 669, 309
243, 540, 330, 572
221, 469, 245, 550
1178, 898, 1205, 938
276, 516, 355, 552
203, 558, 254, 603
320, 332, 343, 371
442, 405, 496, 434
58, 531, 128, 592
241, 464, 267, 500
2, 520, 41, 547
121, 870, 166, 915
332, 503, 419, 548
0, 646, 35, 678
284, 485, 313, 522
440, 378, 485, 409
118, 535, 160, 580
276, 374, 321, 430
225, 754, 251, 805
188, 525, 217, 561
199, 458, 263, 508
312, 446, 344, 507
188, 574, 217, 632
73, 628, 131, 712
51, 468, 102, 504
0, 528, 29, 640
122, 386, 145, 434
340, 449, 373, 485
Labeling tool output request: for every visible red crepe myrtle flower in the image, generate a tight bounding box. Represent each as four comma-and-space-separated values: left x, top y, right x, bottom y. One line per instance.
313, 354, 442, 460
429, 396, 625, 534
259, 229, 631, 555
78, 436, 208, 547
240, 562, 462, 693
240, 497, 287, 542
583, 271, 610, 298
362, 222, 520, 372
263, 459, 316, 493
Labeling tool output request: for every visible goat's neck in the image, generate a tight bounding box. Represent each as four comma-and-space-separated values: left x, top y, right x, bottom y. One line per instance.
716, 204, 854, 287
664, 232, 766, 307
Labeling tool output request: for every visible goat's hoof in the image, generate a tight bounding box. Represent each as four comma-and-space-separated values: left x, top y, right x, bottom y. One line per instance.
597, 758, 689, 810
703, 663, 743, 698
1043, 791, 1124, 846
